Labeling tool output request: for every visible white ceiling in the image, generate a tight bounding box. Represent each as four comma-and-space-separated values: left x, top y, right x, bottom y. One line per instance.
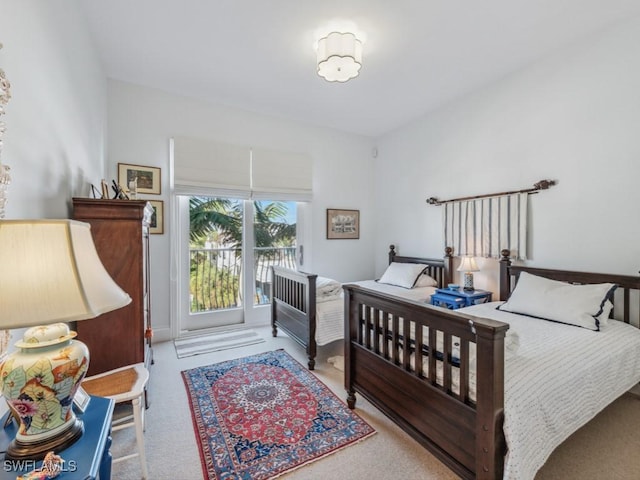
79, 0, 640, 137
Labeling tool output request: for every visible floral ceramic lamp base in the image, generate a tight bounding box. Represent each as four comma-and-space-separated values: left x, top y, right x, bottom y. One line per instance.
1, 323, 88, 461
5, 419, 84, 462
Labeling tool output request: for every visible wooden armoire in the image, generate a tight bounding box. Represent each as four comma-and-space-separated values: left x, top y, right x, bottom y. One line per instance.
72, 198, 154, 376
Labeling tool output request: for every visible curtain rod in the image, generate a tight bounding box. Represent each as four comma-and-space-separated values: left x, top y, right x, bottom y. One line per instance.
426, 179, 556, 206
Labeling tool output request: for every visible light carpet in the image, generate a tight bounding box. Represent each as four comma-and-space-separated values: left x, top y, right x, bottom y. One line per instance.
174, 328, 265, 358
111, 328, 640, 480
181, 349, 375, 480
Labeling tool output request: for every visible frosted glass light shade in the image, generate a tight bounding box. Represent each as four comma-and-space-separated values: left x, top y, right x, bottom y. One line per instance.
0, 219, 131, 328
317, 32, 362, 82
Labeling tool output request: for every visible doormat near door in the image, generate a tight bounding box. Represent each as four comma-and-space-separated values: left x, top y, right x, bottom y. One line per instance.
174, 329, 265, 358
181, 349, 376, 480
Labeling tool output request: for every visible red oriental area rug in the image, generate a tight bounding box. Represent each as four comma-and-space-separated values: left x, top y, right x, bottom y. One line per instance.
181, 350, 375, 479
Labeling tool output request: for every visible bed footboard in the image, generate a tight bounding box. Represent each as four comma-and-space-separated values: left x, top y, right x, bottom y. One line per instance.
344, 284, 509, 480
271, 266, 318, 369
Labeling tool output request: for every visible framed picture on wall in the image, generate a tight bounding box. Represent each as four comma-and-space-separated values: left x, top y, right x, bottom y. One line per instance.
118, 163, 161, 195
326, 209, 360, 239
148, 200, 164, 234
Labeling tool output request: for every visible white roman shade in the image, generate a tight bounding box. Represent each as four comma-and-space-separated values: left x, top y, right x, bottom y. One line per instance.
444, 193, 528, 260
251, 147, 313, 201
172, 137, 312, 201
173, 136, 251, 198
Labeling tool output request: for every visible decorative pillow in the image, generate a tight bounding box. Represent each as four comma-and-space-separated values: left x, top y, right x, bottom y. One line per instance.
415, 272, 438, 288
497, 271, 617, 331
377, 262, 427, 289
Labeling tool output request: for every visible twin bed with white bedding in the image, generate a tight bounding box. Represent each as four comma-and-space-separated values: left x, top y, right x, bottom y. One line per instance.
270, 245, 453, 369
344, 252, 640, 479
272, 247, 640, 479
316, 279, 441, 345
457, 301, 639, 479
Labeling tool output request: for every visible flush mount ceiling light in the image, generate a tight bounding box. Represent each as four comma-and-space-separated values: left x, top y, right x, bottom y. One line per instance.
316, 31, 362, 83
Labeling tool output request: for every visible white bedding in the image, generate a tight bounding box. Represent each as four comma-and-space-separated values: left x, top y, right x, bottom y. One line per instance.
315, 280, 437, 346
316, 276, 342, 300
354, 279, 437, 302
315, 297, 344, 345
461, 302, 640, 480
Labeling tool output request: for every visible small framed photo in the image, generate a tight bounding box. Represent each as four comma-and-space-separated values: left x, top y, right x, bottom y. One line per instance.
326, 209, 360, 240
118, 163, 161, 195
73, 386, 91, 413
148, 200, 164, 234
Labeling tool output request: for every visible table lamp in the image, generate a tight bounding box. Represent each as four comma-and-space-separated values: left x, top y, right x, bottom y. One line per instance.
0, 219, 131, 460
457, 256, 479, 291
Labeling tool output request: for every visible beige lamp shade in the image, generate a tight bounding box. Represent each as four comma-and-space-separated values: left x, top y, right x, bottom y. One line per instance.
457, 256, 479, 272
0, 219, 131, 328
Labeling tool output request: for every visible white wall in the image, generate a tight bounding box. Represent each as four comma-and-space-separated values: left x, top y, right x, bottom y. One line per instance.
107, 81, 376, 341
5, 3, 639, 342
375, 17, 640, 294
0, 0, 107, 219
0, 0, 107, 416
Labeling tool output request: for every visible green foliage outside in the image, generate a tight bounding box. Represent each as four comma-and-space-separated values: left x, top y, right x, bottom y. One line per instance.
189, 250, 241, 311
189, 197, 296, 312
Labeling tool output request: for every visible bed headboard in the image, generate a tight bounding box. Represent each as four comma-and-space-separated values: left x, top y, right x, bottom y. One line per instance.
388, 244, 453, 289
499, 249, 640, 326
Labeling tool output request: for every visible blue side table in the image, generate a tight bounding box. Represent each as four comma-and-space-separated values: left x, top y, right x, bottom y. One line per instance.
430, 292, 466, 309
431, 288, 493, 309
0, 395, 114, 479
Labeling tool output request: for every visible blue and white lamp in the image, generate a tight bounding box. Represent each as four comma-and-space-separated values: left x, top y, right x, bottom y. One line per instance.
457, 256, 479, 291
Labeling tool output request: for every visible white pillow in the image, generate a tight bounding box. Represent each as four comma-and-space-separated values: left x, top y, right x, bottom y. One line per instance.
415, 272, 438, 288
378, 262, 427, 289
497, 271, 616, 331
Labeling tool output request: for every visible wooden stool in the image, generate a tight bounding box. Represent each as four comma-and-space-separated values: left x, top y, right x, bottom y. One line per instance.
82, 363, 149, 480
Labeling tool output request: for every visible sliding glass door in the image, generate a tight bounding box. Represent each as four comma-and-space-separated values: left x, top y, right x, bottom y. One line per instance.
176, 195, 298, 334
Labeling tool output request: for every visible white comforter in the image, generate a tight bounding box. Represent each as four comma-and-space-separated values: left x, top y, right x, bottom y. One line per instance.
462, 302, 640, 480
315, 279, 437, 346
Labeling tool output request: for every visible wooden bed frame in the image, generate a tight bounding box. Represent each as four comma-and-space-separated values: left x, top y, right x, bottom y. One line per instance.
344, 249, 640, 480
271, 245, 454, 369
